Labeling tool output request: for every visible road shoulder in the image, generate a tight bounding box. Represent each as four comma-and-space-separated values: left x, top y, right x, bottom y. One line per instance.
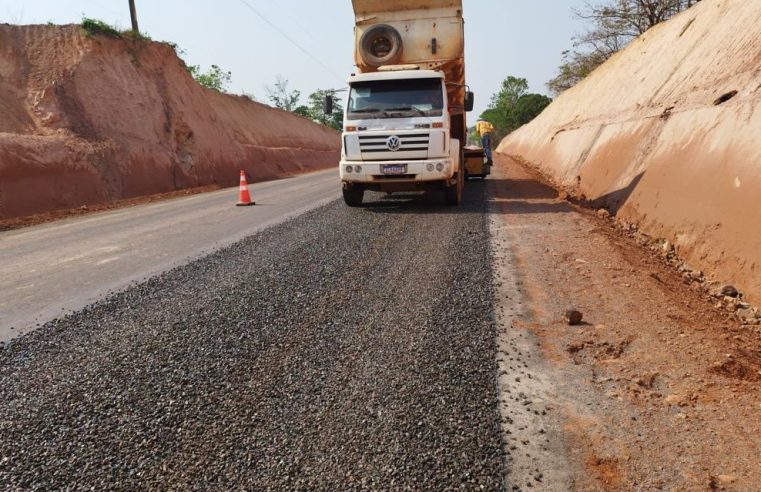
489, 154, 761, 490
490, 205, 577, 490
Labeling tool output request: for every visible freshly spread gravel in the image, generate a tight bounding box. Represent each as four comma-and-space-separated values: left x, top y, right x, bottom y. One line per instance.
0, 187, 504, 490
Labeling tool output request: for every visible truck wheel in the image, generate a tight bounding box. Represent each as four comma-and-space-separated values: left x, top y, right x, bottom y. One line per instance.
343, 187, 364, 207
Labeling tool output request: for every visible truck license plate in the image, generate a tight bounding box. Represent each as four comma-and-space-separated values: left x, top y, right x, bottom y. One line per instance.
381, 164, 407, 175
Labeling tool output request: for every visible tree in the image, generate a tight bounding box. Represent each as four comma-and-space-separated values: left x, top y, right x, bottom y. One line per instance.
264, 78, 343, 130
575, 0, 701, 39
288, 90, 343, 130
547, 49, 609, 95
303, 89, 343, 131
479, 76, 552, 141
188, 65, 232, 92
492, 77, 529, 109
292, 105, 311, 118
513, 94, 553, 127
548, 0, 701, 94
481, 76, 529, 136
265, 76, 301, 112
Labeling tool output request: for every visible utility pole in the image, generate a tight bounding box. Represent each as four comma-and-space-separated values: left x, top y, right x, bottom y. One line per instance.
128, 0, 139, 32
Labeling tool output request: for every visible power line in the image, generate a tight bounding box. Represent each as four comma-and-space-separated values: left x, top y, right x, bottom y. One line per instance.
91, 0, 126, 19
250, 0, 321, 45
234, 0, 344, 83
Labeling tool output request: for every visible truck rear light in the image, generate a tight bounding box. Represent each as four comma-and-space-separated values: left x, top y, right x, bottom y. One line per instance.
432, 122, 444, 128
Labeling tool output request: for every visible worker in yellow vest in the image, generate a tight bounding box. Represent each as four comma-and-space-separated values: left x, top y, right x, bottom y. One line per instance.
476, 119, 495, 165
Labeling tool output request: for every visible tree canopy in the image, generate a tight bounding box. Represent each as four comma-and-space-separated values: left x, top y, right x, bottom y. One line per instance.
476, 76, 552, 142
302, 89, 343, 131
548, 0, 701, 94
266, 76, 343, 131
187, 64, 232, 92
265, 76, 302, 113
513, 94, 554, 128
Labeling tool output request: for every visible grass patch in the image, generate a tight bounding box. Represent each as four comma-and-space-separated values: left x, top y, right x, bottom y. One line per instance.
81, 18, 121, 38
80, 18, 153, 43
122, 29, 152, 41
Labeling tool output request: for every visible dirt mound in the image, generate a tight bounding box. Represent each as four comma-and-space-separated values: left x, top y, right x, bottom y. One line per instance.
709, 349, 761, 383
0, 24, 340, 219
498, 0, 761, 303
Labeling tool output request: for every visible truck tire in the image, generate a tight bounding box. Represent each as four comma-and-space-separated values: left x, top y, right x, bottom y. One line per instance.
445, 168, 464, 206
359, 24, 403, 67
445, 148, 465, 206
343, 187, 364, 207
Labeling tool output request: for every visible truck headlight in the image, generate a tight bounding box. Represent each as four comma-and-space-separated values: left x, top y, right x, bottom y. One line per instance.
426, 163, 434, 172
354, 165, 362, 173
436, 163, 445, 172
345, 165, 353, 173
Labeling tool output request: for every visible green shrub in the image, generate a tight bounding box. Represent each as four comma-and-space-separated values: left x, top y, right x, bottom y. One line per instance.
122, 29, 151, 41
164, 42, 185, 56
187, 65, 232, 92
81, 18, 121, 38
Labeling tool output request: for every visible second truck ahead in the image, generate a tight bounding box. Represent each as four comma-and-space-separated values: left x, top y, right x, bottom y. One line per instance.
332, 0, 475, 206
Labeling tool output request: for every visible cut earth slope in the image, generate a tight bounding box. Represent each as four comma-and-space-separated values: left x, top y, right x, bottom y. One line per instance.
498, 0, 761, 303
0, 24, 340, 219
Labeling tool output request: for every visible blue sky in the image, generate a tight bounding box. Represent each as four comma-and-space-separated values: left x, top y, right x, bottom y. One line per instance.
0, 0, 587, 122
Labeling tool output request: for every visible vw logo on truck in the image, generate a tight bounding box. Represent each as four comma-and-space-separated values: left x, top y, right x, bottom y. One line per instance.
386, 136, 402, 151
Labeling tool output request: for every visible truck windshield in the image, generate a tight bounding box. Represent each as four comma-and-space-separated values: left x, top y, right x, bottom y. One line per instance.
347, 78, 444, 120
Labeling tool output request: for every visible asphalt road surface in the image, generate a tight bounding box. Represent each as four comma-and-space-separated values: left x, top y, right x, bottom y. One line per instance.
0, 170, 338, 341
6, 161, 760, 490
0, 183, 505, 489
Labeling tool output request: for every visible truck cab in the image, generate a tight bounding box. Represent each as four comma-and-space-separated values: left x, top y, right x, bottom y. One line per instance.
341, 69, 461, 205
337, 0, 474, 207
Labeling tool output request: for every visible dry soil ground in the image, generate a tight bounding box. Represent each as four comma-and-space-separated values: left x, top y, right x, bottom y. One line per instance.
491, 154, 761, 491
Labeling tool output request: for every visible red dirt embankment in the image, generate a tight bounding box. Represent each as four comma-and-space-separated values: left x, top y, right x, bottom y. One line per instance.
0, 24, 340, 220
498, 0, 761, 304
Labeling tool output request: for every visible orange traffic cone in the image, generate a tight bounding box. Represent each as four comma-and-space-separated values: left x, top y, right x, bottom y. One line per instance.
237, 170, 255, 206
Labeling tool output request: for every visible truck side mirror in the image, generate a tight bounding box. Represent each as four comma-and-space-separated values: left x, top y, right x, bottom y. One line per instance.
465, 91, 475, 112
323, 95, 334, 115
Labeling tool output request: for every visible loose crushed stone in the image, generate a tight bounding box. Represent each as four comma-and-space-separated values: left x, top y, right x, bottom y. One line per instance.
0, 187, 504, 490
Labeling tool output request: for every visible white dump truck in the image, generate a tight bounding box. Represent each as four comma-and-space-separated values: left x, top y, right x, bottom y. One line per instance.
328, 0, 475, 206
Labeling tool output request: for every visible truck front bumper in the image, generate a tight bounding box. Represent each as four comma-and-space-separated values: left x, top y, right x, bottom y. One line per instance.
339, 158, 455, 184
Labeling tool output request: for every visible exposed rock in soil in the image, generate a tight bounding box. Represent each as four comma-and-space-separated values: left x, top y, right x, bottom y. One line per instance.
565, 309, 584, 326
721, 285, 739, 298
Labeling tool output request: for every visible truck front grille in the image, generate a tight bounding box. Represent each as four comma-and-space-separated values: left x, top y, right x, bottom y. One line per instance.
359, 133, 430, 156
